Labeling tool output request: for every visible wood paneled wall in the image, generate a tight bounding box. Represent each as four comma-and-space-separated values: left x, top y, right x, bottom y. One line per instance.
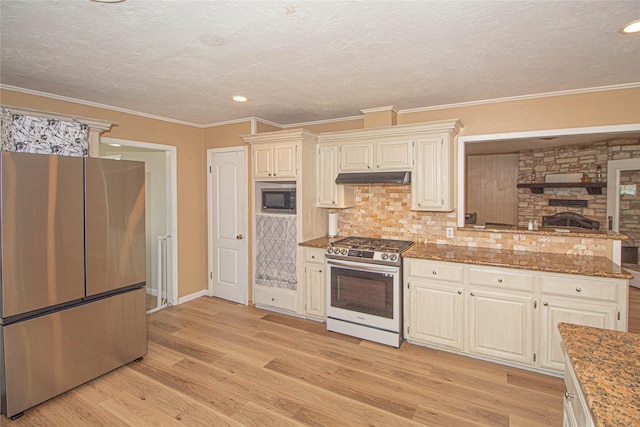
466, 154, 519, 226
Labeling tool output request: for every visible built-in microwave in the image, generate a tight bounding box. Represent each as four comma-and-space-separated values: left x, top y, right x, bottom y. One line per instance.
261, 188, 296, 214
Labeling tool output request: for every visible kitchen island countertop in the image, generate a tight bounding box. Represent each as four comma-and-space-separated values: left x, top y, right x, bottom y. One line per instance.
404, 243, 632, 279
558, 323, 640, 427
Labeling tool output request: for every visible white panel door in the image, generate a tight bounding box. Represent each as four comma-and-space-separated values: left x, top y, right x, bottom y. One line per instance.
209, 148, 247, 304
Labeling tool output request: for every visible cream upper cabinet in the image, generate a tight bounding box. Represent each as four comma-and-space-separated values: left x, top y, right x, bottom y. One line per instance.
375, 138, 413, 170
340, 143, 373, 171
339, 138, 413, 172
252, 142, 297, 179
412, 133, 453, 211
316, 144, 354, 208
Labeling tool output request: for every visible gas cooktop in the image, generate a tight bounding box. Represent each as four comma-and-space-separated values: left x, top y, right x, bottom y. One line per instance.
326, 236, 415, 265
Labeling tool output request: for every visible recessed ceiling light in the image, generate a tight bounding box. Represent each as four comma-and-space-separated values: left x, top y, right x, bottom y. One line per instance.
232, 96, 248, 102
621, 19, 640, 34
108, 143, 121, 147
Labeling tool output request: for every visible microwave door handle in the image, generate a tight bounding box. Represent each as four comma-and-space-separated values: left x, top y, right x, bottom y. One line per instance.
326, 259, 399, 274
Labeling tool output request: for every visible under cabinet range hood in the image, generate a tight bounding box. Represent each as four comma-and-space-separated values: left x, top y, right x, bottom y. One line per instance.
335, 171, 411, 185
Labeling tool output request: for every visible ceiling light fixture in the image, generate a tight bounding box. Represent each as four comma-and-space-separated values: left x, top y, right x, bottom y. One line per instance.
621, 19, 640, 34
232, 96, 248, 102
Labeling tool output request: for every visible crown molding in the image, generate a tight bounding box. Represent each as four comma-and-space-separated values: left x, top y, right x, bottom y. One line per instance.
398, 82, 640, 115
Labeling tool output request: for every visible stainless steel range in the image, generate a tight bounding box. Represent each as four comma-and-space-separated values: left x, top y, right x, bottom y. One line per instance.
325, 237, 414, 347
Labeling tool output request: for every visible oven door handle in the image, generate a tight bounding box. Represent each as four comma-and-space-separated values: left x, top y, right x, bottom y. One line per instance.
326, 259, 400, 274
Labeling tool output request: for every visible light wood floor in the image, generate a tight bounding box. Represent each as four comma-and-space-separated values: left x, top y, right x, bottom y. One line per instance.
7, 296, 566, 426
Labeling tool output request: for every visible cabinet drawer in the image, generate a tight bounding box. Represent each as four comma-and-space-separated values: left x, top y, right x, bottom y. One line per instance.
305, 248, 325, 264
539, 274, 618, 302
254, 286, 297, 312
406, 260, 464, 283
468, 267, 534, 292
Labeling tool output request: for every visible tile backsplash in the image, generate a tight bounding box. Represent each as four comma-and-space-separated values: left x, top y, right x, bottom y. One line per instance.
336, 185, 611, 257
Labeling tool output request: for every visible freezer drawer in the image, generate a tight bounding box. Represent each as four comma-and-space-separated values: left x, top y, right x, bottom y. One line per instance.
0, 288, 147, 418
0, 152, 85, 318
85, 158, 146, 296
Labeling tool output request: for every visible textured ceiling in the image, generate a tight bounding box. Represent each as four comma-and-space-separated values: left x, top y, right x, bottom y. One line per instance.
1, 1, 639, 126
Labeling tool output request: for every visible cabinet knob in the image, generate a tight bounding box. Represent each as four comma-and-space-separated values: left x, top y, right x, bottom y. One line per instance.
457, 290, 462, 295
319, 269, 322, 273
543, 302, 549, 306
376, 164, 381, 168
432, 271, 437, 275
576, 287, 582, 292
311, 255, 315, 259
418, 202, 422, 206
497, 278, 503, 283
564, 391, 575, 400
470, 292, 475, 296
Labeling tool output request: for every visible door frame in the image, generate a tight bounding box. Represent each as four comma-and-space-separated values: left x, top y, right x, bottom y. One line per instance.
607, 157, 640, 265
207, 146, 249, 305
101, 137, 179, 307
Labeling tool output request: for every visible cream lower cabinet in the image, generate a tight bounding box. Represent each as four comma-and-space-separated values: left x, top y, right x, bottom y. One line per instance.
405, 260, 465, 350
301, 247, 326, 319
563, 348, 595, 427
540, 298, 616, 372
404, 258, 628, 374
407, 281, 465, 350
538, 272, 622, 371
467, 289, 535, 365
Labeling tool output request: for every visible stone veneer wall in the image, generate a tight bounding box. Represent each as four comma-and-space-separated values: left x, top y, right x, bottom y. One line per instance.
335, 185, 610, 257
518, 138, 640, 230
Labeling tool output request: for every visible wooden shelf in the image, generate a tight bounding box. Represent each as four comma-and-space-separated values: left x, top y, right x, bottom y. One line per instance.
517, 182, 606, 195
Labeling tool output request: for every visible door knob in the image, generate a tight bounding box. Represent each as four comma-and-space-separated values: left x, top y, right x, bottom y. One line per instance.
236, 234, 244, 240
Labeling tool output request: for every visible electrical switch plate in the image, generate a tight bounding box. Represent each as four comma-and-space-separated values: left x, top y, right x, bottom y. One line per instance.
446, 227, 454, 238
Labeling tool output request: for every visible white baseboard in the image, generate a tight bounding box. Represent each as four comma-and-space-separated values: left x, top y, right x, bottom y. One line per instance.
177, 289, 209, 305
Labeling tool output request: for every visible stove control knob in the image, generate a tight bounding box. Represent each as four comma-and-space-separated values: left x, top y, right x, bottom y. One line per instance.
390, 254, 398, 261
327, 247, 333, 254
341, 248, 348, 255
381, 253, 389, 260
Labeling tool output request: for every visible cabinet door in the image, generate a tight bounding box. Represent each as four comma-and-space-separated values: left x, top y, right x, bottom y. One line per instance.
375, 138, 413, 170
305, 263, 325, 317
540, 298, 617, 372
467, 289, 535, 365
317, 144, 355, 208
412, 134, 452, 211
407, 280, 464, 350
317, 144, 339, 206
253, 145, 273, 178
273, 143, 297, 178
340, 143, 373, 171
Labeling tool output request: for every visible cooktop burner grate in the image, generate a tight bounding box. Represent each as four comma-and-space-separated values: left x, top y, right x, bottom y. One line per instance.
331, 236, 415, 253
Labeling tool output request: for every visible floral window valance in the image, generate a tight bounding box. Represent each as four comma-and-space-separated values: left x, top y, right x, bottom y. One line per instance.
1, 107, 89, 157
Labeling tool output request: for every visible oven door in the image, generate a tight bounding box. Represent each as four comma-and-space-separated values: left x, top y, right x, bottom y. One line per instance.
326, 258, 401, 332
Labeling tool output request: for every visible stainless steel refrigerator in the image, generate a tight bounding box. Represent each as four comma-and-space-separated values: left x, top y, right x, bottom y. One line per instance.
0, 151, 147, 419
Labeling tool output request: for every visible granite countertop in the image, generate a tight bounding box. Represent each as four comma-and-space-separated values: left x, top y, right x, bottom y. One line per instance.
462, 225, 628, 240
404, 243, 632, 279
558, 323, 640, 427
299, 236, 343, 249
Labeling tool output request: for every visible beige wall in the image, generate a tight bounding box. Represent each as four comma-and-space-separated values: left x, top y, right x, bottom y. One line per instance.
3, 86, 638, 301
1, 88, 207, 299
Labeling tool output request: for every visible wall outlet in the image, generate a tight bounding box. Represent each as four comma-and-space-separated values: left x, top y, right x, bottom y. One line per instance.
446, 227, 454, 238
